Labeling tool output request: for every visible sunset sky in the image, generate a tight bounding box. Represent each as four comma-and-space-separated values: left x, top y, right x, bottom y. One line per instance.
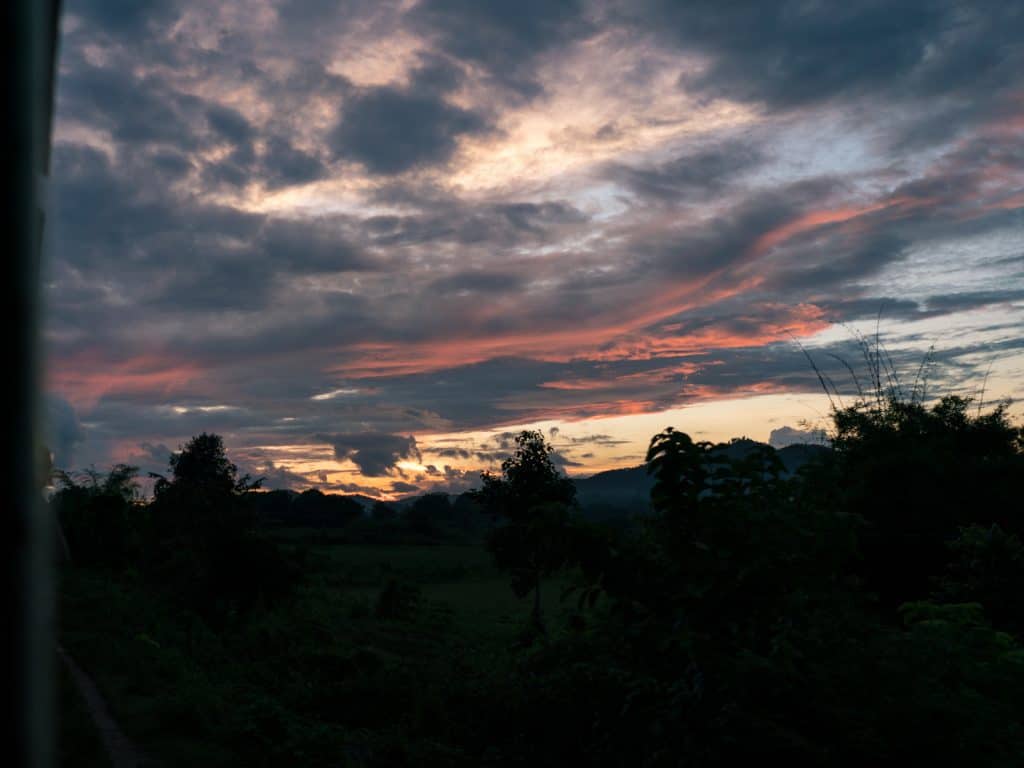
46, 1, 1024, 497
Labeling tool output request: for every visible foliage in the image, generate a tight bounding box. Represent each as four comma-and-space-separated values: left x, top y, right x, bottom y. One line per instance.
55, 395, 1024, 767
826, 394, 1024, 611
288, 489, 363, 528
472, 430, 577, 633
405, 492, 452, 536
142, 433, 295, 622
52, 464, 142, 569
938, 525, 1024, 636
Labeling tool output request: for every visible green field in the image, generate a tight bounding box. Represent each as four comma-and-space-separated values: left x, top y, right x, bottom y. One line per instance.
57, 536, 581, 766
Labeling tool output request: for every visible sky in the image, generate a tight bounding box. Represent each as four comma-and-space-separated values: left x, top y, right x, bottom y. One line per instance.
45, 0, 1024, 498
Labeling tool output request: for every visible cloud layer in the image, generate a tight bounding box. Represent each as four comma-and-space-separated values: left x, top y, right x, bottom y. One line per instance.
46, 0, 1024, 494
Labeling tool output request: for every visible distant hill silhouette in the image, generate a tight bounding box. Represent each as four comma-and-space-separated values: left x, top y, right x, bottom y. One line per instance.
573, 439, 831, 521
382, 440, 833, 526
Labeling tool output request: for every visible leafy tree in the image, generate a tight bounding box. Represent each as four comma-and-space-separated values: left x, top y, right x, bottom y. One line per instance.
145, 433, 292, 620
937, 524, 1024, 637
472, 430, 576, 634
152, 432, 259, 498
371, 500, 397, 521
826, 394, 1024, 611
245, 488, 294, 525
405, 492, 452, 536
289, 488, 362, 528
51, 464, 141, 569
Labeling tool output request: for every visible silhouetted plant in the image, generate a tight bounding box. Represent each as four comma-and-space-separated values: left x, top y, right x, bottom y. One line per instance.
937, 524, 1024, 637
472, 430, 577, 635
144, 433, 293, 621
51, 463, 142, 569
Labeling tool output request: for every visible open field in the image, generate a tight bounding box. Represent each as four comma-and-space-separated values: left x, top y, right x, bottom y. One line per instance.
57, 536, 580, 766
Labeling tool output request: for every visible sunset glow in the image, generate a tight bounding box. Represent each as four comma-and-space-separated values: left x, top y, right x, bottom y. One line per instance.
46, 1, 1024, 498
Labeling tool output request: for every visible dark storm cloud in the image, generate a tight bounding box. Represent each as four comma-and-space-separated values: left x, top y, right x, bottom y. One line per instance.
633, 1, 1023, 111
47, 139, 367, 332
625, 1, 1024, 159
389, 480, 421, 495
764, 233, 912, 296
415, 465, 479, 494
68, 0, 182, 38
923, 290, 1024, 315
608, 139, 766, 202
642, 178, 840, 279
430, 270, 528, 295
410, 0, 594, 98
822, 298, 921, 324
259, 218, 373, 273
261, 137, 327, 188
206, 104, 255, 144
59, 60, 204, 148
242, 459, 316, 491
317, 433, 422, 476
320, 480, 384, 496
122, 442, 175, 478
331, 58, 489, 174
373, 358, 565, 427
364, 200, 586, 248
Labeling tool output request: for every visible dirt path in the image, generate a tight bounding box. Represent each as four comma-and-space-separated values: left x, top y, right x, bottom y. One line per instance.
58, 646, 151, 768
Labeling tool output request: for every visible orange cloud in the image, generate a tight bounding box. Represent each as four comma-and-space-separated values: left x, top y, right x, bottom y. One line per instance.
48, 351, 205, 409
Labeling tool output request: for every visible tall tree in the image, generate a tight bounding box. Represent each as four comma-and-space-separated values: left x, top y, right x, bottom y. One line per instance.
472, 430, 576, 634
146, 433, 289, 620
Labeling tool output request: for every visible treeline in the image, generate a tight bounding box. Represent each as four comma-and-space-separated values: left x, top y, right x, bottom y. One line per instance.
248, 488, 488, 543
53, 434, 298, 622
52, 391, 1024, 766
51, 438, 489, 620
468, 394, 1024, 766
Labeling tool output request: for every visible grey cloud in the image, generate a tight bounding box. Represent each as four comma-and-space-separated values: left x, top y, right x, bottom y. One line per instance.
242, 459, 316, 491
765, 233, 911, 295
631, 1, 1024, 154
122, 442, 175, 478
389, 480, 421, 495
924, 289, 1024, 315
363, 200, 586, 249
643, 178, 840, 279
608, 139, 766, 203
317, 432, 422, 476
410, 0, 594, 98
45, 0, 1024, 484
636, 1, 1020, 109
206, 104, 255, 144
423, 466, 480, 494
59, 60, 203, 149
429, 270, 528, 295
331, 67, 489, 174
320, 480, 384, 496
68, 0, 182, 37
261, 137, 327, 188
46, 395, 84, 469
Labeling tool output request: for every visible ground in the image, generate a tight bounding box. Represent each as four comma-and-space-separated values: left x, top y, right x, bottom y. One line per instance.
57, 534, 579, 766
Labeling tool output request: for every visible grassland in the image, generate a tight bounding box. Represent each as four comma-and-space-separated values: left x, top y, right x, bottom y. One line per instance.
57, 534, 579, 766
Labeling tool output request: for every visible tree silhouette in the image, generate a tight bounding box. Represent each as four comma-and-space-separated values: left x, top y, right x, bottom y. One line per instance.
51, 463, 141, 569
146, 433, 290, 620
826, 394, 1024, 612
152, 432, 259, 498
472, 430, 576, 635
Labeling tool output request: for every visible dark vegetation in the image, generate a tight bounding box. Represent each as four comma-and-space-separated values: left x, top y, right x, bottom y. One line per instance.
54, 385, 1024, 766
